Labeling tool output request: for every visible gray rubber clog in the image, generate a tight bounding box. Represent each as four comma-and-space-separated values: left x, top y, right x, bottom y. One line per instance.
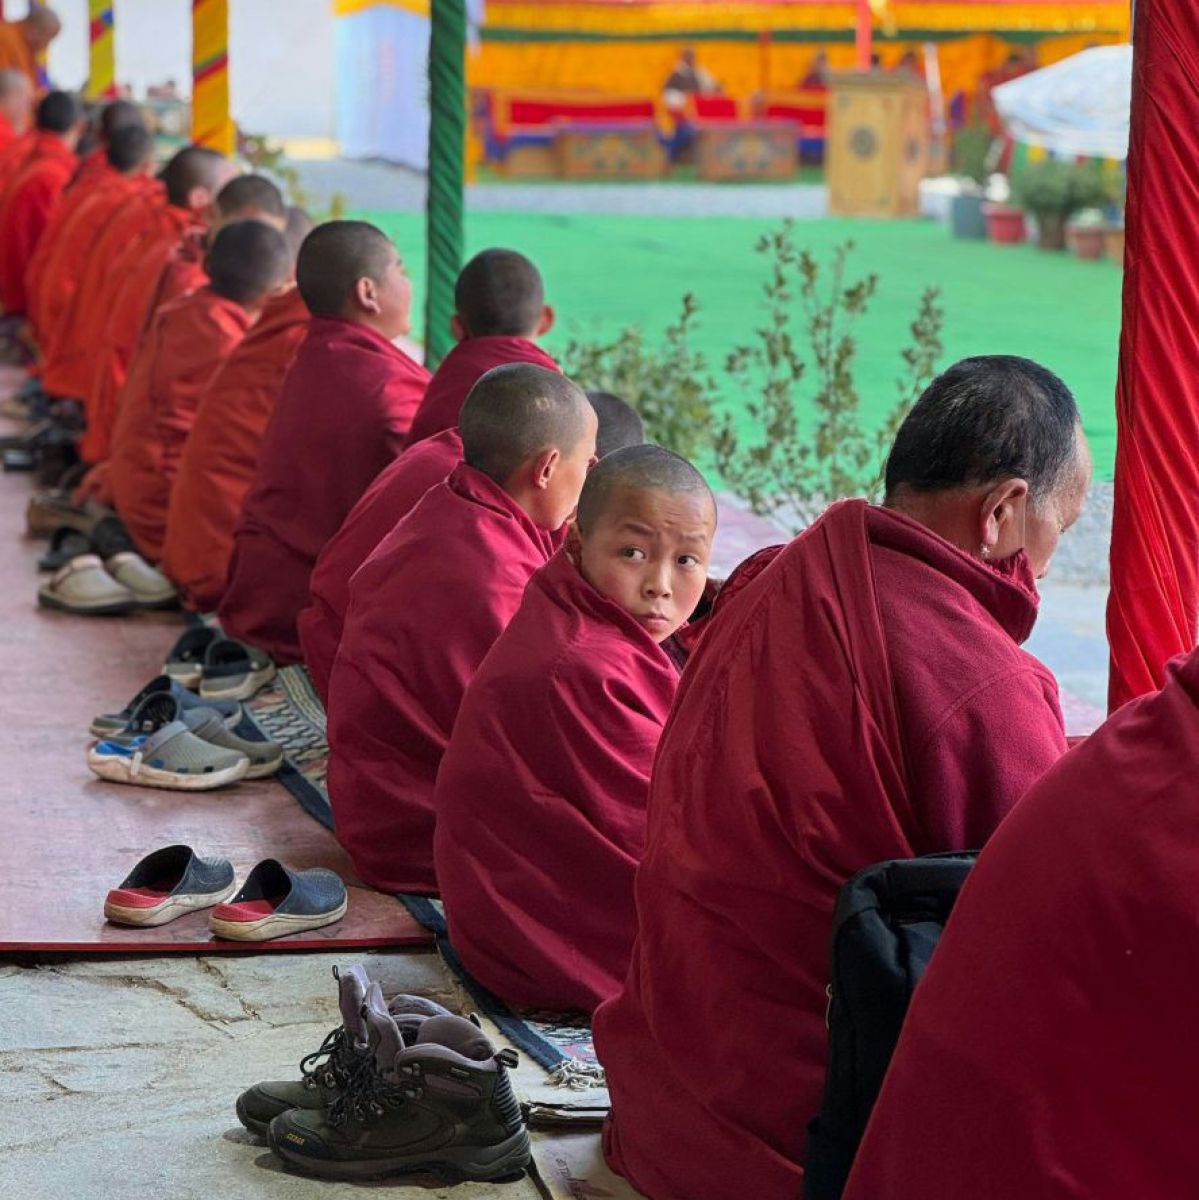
38, 554, 135, 616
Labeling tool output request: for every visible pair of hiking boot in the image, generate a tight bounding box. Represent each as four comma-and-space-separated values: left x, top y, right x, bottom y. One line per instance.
237, 965, 531, 1184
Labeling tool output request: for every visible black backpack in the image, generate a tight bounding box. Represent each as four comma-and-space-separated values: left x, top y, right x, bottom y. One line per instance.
803, 851, 978, 1200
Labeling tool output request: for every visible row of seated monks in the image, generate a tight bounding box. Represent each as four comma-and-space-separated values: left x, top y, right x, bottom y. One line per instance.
6, 81, 1189, 1200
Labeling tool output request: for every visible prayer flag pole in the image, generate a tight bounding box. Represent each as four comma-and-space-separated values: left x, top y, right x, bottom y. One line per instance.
85, 1, 115, 100
191, 0, 234, 155
424, 0, 466, 371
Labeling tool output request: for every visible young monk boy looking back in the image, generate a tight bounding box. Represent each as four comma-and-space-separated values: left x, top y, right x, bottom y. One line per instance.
326, 363, 597, 894
434, 445, 716, 1012
219, 220, 430, 661
298, 246, 558, 700
108, 221, 292, 563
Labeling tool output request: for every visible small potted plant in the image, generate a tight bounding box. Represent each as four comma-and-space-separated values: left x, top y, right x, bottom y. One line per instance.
1014, 160, 1108, 251
1066, 208, 1107, 260
949, 124, 991, 240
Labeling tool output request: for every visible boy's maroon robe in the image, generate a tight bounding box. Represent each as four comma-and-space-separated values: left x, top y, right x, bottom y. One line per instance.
405, 336, 557, 446
218, 317, 429, 662
326, 464, 558, 894
434, 550, 678, 1012
299, 428, 462, 705
845, 648, 1199, 1200
593, 499, 1069, 1200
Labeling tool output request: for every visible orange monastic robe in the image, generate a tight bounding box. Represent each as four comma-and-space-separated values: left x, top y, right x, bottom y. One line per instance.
0, 23, 36, 88
24, 160, 119, 338
109, 287, 251, 562
0, 133, 76, 315
33, 174, 156, 361
82, 212, 204, 463
40, 182, 166, 401
163, 285, 310, 611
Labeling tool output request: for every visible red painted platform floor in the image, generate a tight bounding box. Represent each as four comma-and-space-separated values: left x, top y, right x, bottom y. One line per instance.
0, 410, 431, 954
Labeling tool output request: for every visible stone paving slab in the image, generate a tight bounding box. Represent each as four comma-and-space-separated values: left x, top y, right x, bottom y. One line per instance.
0, 951, 636, 1200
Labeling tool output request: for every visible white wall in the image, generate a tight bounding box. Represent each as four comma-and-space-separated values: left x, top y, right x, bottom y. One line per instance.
14, 0, 336, 138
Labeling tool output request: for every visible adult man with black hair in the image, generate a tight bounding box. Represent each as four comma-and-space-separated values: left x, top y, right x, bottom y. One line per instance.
0, 89, 83, 314
594, 354, 1092, 1200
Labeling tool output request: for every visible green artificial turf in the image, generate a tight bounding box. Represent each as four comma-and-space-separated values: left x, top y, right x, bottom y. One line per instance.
356, 209, 1123, 478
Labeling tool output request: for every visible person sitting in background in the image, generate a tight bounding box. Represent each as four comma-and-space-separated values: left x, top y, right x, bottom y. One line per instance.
843, 645, 1199, 1200
0, 6, 60, 90
162, 208, 313, 612
799, 51, 829, 89
594, 355, 1092, 1200
219, 220, 430, 662
298, 246, 558, 700
0, 90, 84, 317
435, 445, 716, 1013
326, 364, 596, 895
107, 221, 292, 563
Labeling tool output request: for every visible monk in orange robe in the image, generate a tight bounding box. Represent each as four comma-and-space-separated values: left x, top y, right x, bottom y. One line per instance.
84, 172, 288, 465
108, 222, 292, 563
0, 8, 60, 90
61, 98, 145, 195
0, 68, 32, 153
25, 118, 155, 344
162, 208, 313, 611
45, 146, 235, 459
0, 90, 83, 316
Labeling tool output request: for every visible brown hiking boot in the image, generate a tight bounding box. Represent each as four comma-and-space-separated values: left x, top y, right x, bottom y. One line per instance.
235, 965, 450, 1135
267, 984, 530, 1183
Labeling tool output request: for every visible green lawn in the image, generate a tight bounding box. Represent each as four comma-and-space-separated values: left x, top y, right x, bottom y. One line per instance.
357, 210, 1124, 478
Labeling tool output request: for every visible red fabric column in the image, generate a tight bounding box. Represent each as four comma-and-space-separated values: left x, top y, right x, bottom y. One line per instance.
1106, 0, 1199, 712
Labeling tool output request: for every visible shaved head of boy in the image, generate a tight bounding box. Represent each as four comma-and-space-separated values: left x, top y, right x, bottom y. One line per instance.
451, 248, 553, 340
574, 444, 716, 642
212, 173, 286, 232
161, 145, 238, 213
460, 363, 598, 531
296, 219, 411, 339
104, 122, 155, 175
587, 391, 645, 458
206, 220, 292, 311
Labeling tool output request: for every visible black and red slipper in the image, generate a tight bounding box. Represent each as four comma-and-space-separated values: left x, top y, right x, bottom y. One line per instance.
208, 859, 348, 942
104, 845, 237, 928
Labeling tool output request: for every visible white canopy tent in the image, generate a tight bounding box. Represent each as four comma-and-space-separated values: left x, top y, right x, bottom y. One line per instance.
992, 43, 1131, 160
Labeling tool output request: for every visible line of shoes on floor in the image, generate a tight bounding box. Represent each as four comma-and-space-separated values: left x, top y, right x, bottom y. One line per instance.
234, 963, 532, 1184
88, 627, 282, 791
0, 380, 82, 480
26, 484, 180, 613
104, 844, 349, 942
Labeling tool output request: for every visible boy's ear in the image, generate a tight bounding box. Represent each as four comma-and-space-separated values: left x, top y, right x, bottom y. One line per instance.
536, 304, 555, 337
532, 446, 561, 491
353, 275, 381, 315
450, 313, 468, 343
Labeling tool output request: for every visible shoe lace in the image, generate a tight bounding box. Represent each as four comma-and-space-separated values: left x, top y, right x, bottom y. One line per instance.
326, 1057, 425, 1128
299, 1025, 358, 1092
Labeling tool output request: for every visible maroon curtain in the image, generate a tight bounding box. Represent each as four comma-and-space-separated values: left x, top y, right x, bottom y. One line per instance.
1107, 0, 1199, 711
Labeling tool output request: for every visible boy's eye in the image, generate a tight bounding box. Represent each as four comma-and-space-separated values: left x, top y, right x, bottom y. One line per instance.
678, 555, 699, 567
621, 547, 646, 561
